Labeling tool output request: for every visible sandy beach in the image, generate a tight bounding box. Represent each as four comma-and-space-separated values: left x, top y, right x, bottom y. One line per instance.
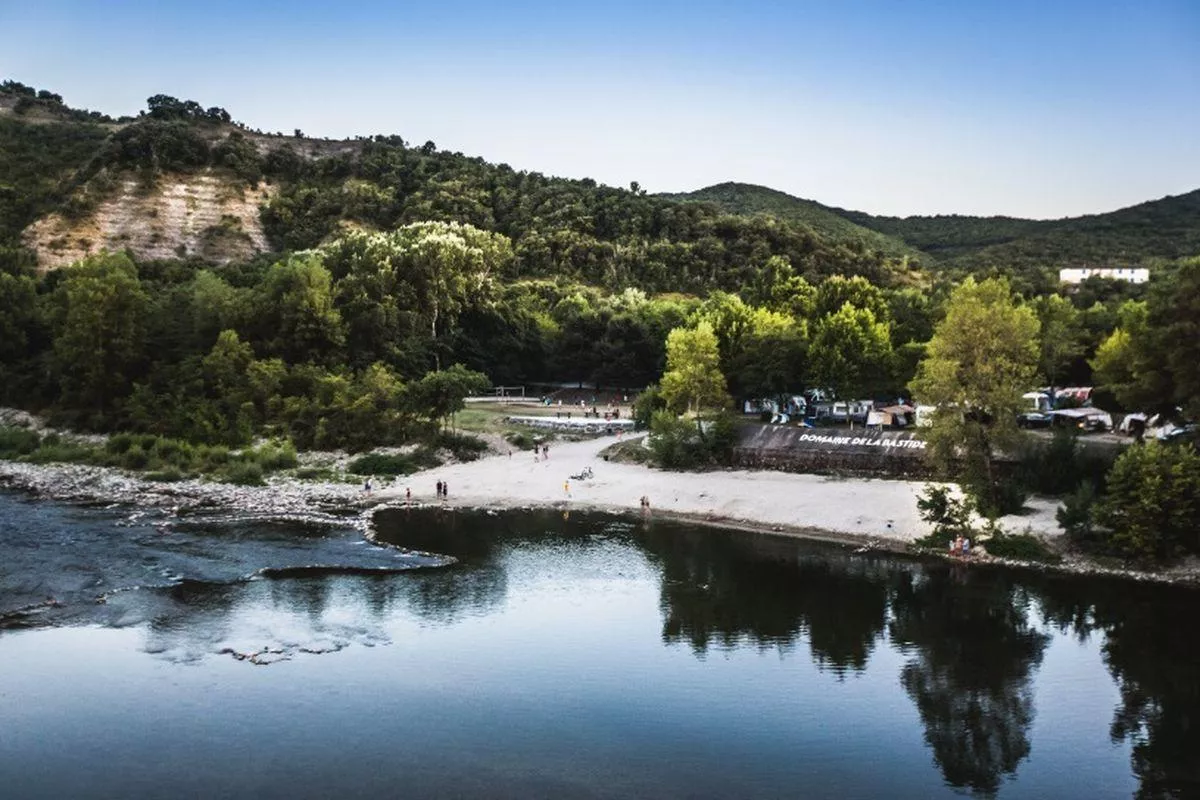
375, 434, 1064, 547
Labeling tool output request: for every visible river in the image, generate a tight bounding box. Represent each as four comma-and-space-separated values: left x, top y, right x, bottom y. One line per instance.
1, 490, 1196, 798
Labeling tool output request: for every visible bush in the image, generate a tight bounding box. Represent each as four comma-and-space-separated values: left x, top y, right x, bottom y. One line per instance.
1017, 429, 1115, 496
121, 445, 150, 470
647, 411, 734, 469
145, 467, 186, 482
984, 531, 1060, 563
105, 432, 135, 455
294, 466, 337, 481
1057, 481, 1098, 545
915, 484, 974, 542
348, 450, 440, 477
505, 431, 534, 450
435, 431, 487, 462
23, 441, 96, 464
1094, 441, 1200, 562
249, 439, 298, 470
0, 426, 41, 457
220, 460, 264, 486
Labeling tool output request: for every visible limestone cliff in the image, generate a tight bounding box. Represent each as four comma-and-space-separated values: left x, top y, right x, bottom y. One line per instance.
23, 171, 273, 269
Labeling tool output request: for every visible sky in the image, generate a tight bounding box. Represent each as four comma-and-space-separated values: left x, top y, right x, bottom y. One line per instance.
2, 0, 1198, 218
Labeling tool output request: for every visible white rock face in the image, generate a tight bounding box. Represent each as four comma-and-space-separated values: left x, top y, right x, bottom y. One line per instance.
24, 171, 274, 269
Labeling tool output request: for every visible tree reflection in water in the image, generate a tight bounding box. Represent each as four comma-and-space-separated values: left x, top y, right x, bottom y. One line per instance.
1040, 577, 1200, 800
889, 567, 1049, 797
639, 524, 892, 672
642, 522, 1052, 797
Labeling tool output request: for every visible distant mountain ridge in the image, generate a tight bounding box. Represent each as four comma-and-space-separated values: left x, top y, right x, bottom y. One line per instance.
667, 182, 1200, 271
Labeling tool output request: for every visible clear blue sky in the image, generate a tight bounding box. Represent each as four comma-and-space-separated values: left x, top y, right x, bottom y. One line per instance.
2, 0, 1197, 217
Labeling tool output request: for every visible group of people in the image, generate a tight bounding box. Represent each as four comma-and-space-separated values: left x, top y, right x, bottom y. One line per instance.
435, 480, 448, 500
533, 444, 550, 461
950, 534, 971, 558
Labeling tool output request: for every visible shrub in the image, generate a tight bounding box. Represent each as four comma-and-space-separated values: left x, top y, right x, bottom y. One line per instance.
121, 445, 150, 470
1017, 429, 1116, 496
505, 431, 534, 450
250, 439, 298, 470
348, 450, 440, 477
294, 466, 337, 481
647, 411, 734, 469
435, 431, 487, 462
105, 432, 135, 455
1094, 441, 1200, 562
24, 441, 95, 464
221, 460, 264, 486
984, 531, 1060, 563
1057, 481, 1098, 545
0, 426, 41, 457
915, 484, 974, 542
145, 467, 186, 482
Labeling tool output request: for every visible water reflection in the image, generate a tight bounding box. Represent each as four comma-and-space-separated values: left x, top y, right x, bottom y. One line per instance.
638, 525, 890, 673
6, 495, 1200, 798
1040, 578, 1200, 799
889, 568, 1049, 796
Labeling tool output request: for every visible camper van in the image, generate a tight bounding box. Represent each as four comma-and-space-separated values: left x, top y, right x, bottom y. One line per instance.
831, 400, 873, 424
1017, 391, 1053, 428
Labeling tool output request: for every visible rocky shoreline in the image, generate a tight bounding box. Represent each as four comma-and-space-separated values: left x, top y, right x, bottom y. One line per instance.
3, 453, 1198, 589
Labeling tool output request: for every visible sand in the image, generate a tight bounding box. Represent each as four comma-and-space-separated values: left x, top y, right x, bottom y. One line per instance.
374, 434, 1064, 547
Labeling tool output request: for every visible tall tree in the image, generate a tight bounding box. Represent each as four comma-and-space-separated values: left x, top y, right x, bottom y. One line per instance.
258, 253, 346, 364
1033, 294, 1083, 391
48, 251, 148, 421
660, 322, 728, 415
809, 303, 893, 399
911, 277, 1039, 516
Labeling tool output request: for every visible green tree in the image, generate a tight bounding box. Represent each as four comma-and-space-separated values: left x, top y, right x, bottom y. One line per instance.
809, 303, 893, 398
911, 277, 1039, 516
815, 274, 889, 321
258, 253, 346, 364
407, 363, 490, 430
659, 322, 729, 415
1094, 441, 1200, 562
0, 270, 37, 392
1033, 294, 1083, 391
49, 251, 148, 421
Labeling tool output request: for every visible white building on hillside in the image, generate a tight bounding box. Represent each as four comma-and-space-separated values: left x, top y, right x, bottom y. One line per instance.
1059, 267, 1149, 284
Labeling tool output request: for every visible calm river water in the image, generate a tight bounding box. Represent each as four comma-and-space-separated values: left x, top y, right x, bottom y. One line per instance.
1, 490, 1197, 798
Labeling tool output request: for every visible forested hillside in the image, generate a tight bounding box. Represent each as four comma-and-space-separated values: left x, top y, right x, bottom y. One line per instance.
662, 182, 922, 262
674, 182, 1200, 289
0, 83, 911, 293
1, 81, 1196, 472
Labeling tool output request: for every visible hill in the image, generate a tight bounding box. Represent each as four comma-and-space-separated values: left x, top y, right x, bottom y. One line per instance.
840, 190, 1200, 272
0, 82, 914, 292
662, 182, 924, 262
667, 182, 1200, 279
3, 80, 1195, 292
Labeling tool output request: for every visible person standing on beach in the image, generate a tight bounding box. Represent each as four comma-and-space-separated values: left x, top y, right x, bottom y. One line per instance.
564, 479, 570, 498
406, 486, 411, 506
442, 481, 448, 500
436, 480, 443, 499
